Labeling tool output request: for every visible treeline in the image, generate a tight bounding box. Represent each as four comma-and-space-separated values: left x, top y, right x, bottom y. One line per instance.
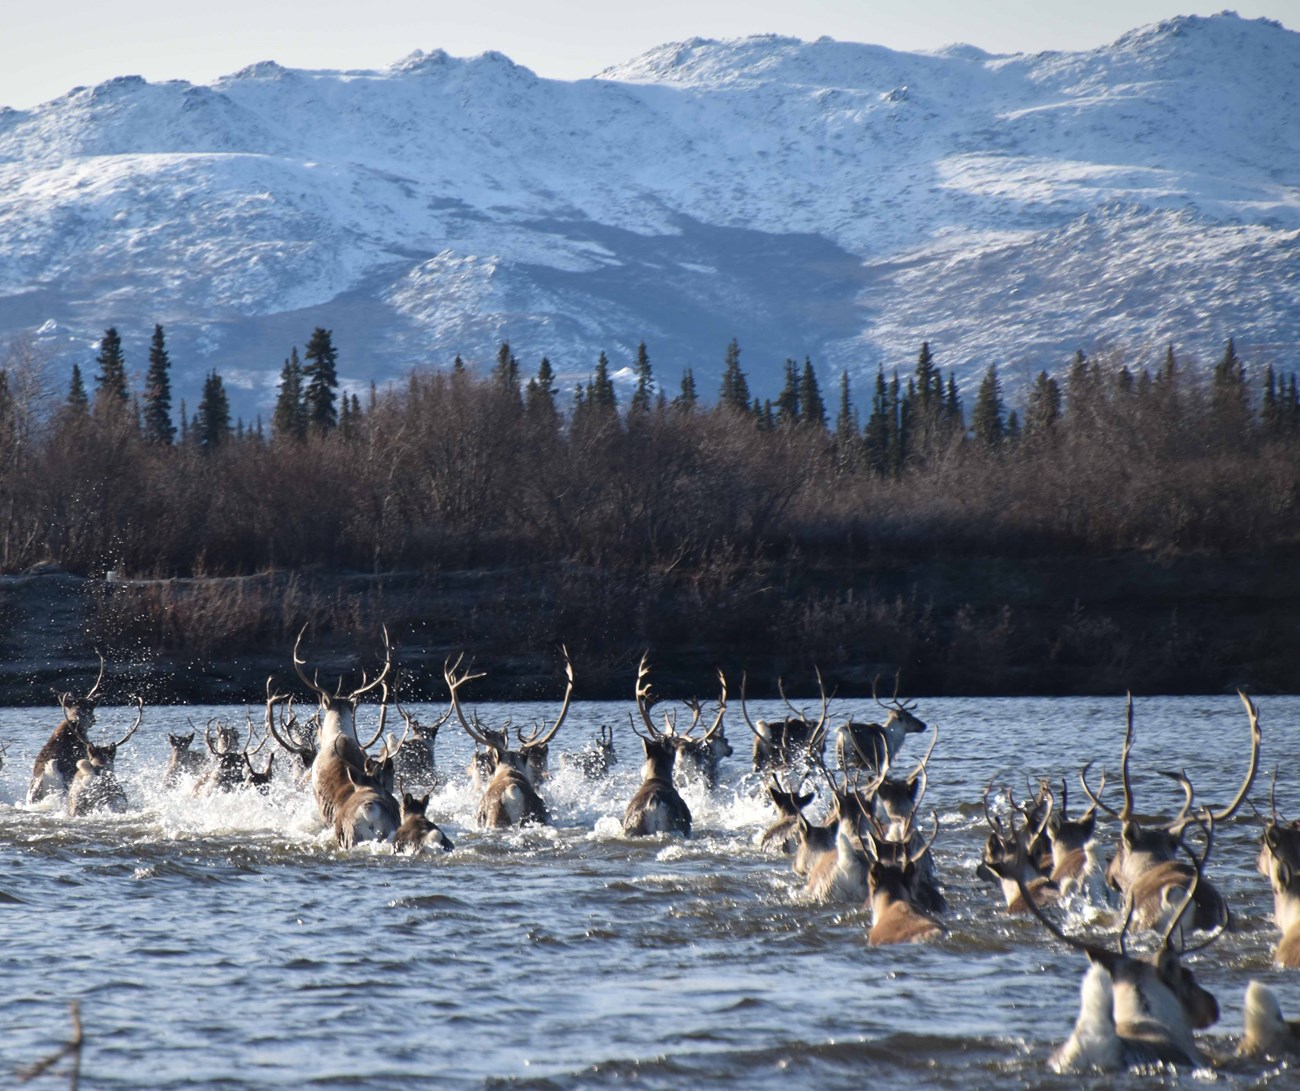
0, 325, 1298, 581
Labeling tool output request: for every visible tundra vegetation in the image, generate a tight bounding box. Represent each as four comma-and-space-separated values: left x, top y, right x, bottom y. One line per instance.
0, 330, 1297, 697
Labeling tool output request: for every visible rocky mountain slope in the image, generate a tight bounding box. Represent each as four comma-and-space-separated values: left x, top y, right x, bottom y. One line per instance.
0, 12, 1295, 415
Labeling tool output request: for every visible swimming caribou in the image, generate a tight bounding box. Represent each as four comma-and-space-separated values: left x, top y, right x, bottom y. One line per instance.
1081, 691, 1260, 934
445, 647, 573, 828
292, 626, 400, 846
623, 655, 695, 838
1021, 815, 1226, 1073
28, 655, 107, 805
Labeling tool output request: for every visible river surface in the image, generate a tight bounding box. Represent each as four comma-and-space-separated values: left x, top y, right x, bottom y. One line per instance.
1, 694, 1297, 1089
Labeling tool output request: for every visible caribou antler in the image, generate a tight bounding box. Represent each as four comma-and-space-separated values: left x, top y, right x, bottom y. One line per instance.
444, 654, 491, 746
111, 695, 144, 747
632, 652, 661, 740
517, 645, 575, 749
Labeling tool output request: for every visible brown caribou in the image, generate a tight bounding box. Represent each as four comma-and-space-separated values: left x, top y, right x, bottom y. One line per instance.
1021, 816, 1224, 1073
833, 673, 927, 772
446, 651, 571, 828
293, 626, 398, 846
1081, 691, 1259, 934
862, 812, 946, 946
393, 792, 455, 854
1254, 770, 1300, 967
66, 695, 144, 816
623, 655, 692, 838
27, 656, 106, 805
738, 672, 828, 774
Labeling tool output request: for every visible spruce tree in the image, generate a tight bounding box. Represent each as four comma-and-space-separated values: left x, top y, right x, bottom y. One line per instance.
1024, 370, 1062, 439
302, 327, 339, 433
66, 363, 89, 416
492, 342, 522, 408
972, 363, 1005, 448
628, 341, 653, 417
798, 357, 826, 429
525, 356, 558, 420
835, 370, 856, 437
863, 367, 890, 473
673, 369, 698, 413
273, 349, 306, 441
1262, 364, 1281, 435
94, 327, 130, 410
775, 359, 800, 426
142, 323, 175, 445
196, 370, 231, 449
719, 339, 750, 413
589, 352, 618, 417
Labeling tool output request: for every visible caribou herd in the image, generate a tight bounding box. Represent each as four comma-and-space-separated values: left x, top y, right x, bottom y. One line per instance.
13, 630, 1300, 1073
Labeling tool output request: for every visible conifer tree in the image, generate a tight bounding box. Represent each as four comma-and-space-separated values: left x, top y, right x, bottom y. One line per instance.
719, 339, 750, 413
775, 359, 800, 426
673, 368, 698, 412
835, 370, 856, 437
1024, 370, 1062, 439
1261, 363, 1280, 436
863, 367, 890, 473
1211, 336, 1249, 438
142, 324, 175, 445
94, 327, 130, 411
628, 341, 653, 417
66, 363, 89, 416
273, 348, 306, 441
799, 357, 826, 429
492, 342, 522, 408
589, 352, 618, 417
972, 363, 1005, 448
195, 370, 231, 449
525, 356, 558, 421
302, 327, 339, 433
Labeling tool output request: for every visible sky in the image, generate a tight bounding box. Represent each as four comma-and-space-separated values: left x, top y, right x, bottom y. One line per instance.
2, 0, 1296, 111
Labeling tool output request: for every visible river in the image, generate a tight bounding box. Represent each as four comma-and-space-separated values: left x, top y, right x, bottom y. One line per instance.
0, 694, 1296, 1089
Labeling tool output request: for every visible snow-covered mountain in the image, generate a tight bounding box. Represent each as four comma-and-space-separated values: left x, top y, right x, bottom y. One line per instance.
0, 12, 1296, 417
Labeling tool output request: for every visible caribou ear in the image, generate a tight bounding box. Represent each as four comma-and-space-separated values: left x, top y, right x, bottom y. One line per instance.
1279, 859, 1295, 889
1122, 822, 1140, 848
1079, 812, 1096, 838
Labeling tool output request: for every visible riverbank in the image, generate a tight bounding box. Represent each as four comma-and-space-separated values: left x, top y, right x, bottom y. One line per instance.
1, 549, 1295, 706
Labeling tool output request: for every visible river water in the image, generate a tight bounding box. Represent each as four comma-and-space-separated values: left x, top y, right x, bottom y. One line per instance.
1, 694, 1296, 1089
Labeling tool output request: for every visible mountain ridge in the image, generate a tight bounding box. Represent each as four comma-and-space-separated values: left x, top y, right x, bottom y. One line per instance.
0, 11, 1296, 417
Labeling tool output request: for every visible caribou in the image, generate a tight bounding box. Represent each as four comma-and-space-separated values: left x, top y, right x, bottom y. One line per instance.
561, 725, 618, 780
393, 791, 455, 854
623, 655, 693, 838
1041, 773, 1108, 903
1239, 981, 1300, 1058
1081, 691, 1259, 934
264, 683, 319, 786
163, 732, 206, 788
977, 785, 1062, 914
1254, 771, 1300, 967
661, 672, 730, 790
446, 649, 572, 828
739, 672, 828, 774
192, 715, 273, 795
1021, 816, 1225, 1073
293, 626, 399, 846
28, 656, 107, 805
386, 701, 452, 792
862, 812, 946, 946
834, 674, 927, 772
757, 774, 814, 854
65, 695, 144, 817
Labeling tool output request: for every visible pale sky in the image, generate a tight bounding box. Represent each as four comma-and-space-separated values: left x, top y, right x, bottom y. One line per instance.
2, 0, 1295, 111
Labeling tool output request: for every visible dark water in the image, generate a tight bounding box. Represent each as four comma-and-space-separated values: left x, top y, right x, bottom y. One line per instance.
1, 695, 1297, 1089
